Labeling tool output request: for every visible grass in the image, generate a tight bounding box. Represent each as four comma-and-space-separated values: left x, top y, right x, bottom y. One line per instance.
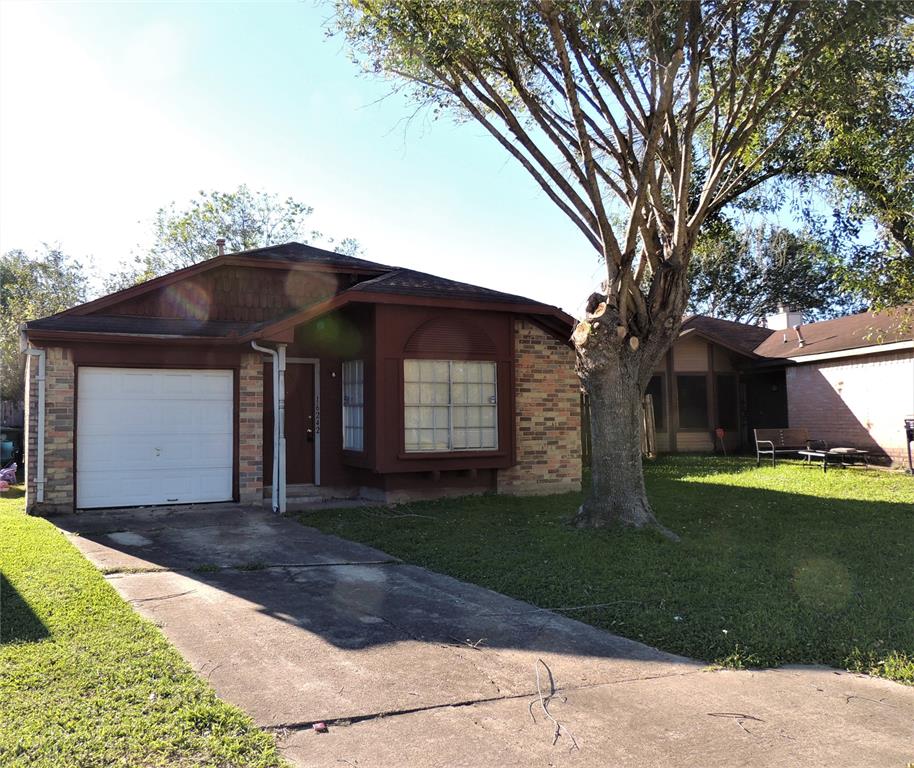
300, 456, 914, 684
0, 487, 286, 768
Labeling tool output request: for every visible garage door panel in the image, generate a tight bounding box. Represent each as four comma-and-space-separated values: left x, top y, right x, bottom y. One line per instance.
78, 368, 233, 508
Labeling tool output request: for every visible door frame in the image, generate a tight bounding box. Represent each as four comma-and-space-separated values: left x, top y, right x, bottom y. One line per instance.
286, 357, 321, 486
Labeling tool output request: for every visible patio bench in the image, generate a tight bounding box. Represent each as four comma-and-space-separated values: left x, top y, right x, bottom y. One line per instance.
754, 428, 821, 467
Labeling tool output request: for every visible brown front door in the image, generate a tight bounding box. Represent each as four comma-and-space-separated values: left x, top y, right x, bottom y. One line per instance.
263, 362, 315, 485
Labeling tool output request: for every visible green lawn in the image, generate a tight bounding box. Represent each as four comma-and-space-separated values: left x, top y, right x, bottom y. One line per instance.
301, 456, 914, 684
0, 487, 285, 768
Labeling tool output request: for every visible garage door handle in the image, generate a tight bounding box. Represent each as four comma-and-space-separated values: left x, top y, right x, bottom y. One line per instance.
154, 448, 161, 456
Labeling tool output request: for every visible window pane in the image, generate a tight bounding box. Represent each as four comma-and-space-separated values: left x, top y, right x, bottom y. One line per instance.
342, 360, 364, 451
677, 375, 708, 429
403, 359, 498, 452
716, 374, 739, 429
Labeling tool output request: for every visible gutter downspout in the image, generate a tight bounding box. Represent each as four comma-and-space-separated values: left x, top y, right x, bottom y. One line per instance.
250, 341, 287, 515
24, 347, 46, 503
277, 344, 287, 516
251, 341, 279, 513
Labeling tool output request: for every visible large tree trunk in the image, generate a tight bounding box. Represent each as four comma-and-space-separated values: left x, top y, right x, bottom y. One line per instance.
573, 291, 684, 539
576, 353, 658, 529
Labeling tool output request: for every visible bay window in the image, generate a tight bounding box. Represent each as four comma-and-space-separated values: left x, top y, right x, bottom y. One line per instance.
404, 360, 497, 452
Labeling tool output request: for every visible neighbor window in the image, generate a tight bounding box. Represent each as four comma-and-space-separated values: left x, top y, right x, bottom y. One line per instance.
342, 360, 364, 451
677, 375, 709, 429
404, 360, 497, 452
645, 375, 666, 431
716, 374, 739, 429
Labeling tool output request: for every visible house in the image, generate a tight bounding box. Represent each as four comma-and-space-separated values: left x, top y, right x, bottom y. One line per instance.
645, 305, 914, 465
22, 242, 581, 515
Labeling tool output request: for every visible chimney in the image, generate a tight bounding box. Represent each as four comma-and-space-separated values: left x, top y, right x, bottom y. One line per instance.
216, 238, 226, 256
765, 303, 804, 330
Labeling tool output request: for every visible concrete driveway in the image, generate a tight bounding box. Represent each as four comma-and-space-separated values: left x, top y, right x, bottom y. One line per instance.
56, 505, 913, 768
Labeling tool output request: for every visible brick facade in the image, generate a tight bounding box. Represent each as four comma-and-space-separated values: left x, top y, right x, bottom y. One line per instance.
238, 352, 264, 504
25, 346, 75, 514
498, 319, 582, 495
787, 350, 914, 465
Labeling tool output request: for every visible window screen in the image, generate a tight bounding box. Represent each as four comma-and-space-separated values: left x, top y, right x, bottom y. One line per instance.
404, 360, 497, 452
342, 360, 364, 451
716, 374, 739, 429
677, 375, 709, 429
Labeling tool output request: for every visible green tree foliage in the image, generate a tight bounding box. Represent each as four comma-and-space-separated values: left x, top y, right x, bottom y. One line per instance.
783, 19, 914, 309
688, 220, 858, 324
107, 185, 361, 290
1, 247, 88, 401
333, 0, 911, 530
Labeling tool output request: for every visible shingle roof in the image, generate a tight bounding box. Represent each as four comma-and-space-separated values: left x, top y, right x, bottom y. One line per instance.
348, 267, 552, 307
753, 305, 913, 359
229, 242, 394, 272
680, 315, 775, 357
24, 315, 256, 338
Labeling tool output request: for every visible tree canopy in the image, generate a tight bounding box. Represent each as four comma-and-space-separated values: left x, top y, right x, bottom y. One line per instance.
107, 185, 361, 290
1, 247, 88, 401
688, 220, 856, 324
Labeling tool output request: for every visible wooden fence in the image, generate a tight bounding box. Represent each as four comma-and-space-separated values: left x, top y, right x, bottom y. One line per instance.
0, 399, 24, 428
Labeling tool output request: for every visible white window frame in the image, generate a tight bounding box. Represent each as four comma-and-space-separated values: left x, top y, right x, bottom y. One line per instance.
342, 360, 364, 452
403, 359, 498, 453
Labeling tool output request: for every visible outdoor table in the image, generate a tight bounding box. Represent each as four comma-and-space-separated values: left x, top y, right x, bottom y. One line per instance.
797, 448, 870, 473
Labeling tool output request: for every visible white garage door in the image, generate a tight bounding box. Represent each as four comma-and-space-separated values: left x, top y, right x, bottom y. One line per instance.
77, 368, 233, 509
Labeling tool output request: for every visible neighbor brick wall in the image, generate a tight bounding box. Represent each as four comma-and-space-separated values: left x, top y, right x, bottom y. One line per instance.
25, 346, 75, 514
498, 319, 581, 495
238, 352, 264, 504
787, 350, 914, 465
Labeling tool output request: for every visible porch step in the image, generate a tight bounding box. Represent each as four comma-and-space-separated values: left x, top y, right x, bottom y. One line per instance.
263, 484, 360, 501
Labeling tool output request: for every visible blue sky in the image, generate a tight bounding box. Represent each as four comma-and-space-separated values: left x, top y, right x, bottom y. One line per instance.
0, 1, 607, 316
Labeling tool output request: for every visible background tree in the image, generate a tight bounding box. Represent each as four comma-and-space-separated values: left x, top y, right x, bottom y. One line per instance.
688, 219, 857, 324
334, 0, 910, 532
107, 185, 362, 290
783, 20, 914, 310
1, 246, 88, 401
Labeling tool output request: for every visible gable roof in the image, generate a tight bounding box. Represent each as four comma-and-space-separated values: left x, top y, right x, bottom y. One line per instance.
223, 242, 395, 272
24, 241, 572, 342
348, 267, 541, 306
753, 305, 913, 359
680, 305, 913, 363
680, 315, 774, 358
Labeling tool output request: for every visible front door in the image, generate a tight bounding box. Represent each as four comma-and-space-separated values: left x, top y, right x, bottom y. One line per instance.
263, 362, 315, 485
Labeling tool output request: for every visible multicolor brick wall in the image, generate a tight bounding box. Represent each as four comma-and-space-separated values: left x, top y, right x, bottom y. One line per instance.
787, 350, 914, 465
498, 319, 581, 495
239, 352, 264, 504
25, 346, 75, 514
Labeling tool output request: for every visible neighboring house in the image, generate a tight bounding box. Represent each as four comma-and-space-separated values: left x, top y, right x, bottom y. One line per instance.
646, 305, 914, 465
22, 242, 581, 515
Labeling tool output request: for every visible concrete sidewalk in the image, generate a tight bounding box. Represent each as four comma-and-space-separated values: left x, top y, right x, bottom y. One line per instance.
56, 505, 914, 767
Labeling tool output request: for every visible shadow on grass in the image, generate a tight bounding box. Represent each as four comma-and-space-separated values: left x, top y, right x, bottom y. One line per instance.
1, 574, 50, 644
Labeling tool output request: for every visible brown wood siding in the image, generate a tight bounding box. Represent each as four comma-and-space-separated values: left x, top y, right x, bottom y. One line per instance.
373, 304, 515, 476
102, 265, 348, 323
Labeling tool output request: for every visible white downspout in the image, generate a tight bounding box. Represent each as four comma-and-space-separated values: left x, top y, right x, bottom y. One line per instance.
251, 341, 280, 513
24, 348, 46, 503
277, 344, 287, 516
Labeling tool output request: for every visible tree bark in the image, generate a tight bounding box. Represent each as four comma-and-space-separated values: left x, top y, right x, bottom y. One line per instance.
573, 282, 686, 539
